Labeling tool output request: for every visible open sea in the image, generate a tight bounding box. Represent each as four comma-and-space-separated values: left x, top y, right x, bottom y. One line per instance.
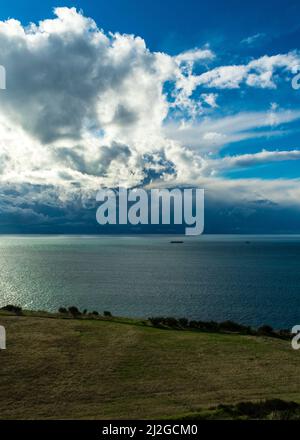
0, 234, 300, 329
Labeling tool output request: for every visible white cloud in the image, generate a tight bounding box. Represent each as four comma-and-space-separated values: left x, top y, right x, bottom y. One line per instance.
0, 6, 299, 224
164, 109, 300, 151
203, 149, 300, 176
175, 47, 215, 65
195, 52, 300, 89
0, 7, 217, 192
201, 93, 218, 107
241, 33, 266, 46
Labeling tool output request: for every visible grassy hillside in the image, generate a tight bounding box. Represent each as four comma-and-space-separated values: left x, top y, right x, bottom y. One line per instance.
0, 311, 299, 419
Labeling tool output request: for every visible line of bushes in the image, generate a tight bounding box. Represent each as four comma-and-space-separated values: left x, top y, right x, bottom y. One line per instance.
58, 306, 112, 318
0, 304, 113, 319
181, 399, 300, 420
0, 305, 23, 315
216, 399, 300, 419
0, 305, 291, 339
148, 316, 291, 339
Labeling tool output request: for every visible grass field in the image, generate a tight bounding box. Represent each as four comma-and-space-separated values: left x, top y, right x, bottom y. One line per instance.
0, 311, 300, 419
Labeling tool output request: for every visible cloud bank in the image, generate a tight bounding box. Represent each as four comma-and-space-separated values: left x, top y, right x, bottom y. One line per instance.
0, 7, 300, 232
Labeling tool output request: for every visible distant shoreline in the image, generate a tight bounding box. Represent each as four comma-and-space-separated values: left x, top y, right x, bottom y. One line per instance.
0, 306, 292, 339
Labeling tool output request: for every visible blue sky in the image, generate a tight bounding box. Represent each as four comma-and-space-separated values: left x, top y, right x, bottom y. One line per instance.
0, 1, 300, 233
2, 0, 300, 54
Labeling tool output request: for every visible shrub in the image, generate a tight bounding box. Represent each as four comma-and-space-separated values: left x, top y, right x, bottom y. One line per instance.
149, 317, 181, 328
188, 320, 220, 332
201, 321, 219, 332
209, 321, 220, 331
178, 318, 189, 328
104, 311, 112, 317
164, 317, 179, 328
149, 317, 164, 327
68, 306, 81, 317
278, 328, 291, 338
219, 320, 251, 334
83, 309, 87, 315
92, 311, 99, 316
258, 325, 274, 335
58, 307, 68, 314
216, 399, 299, 419
1, 304, 22, 315
236, 399, 298, 418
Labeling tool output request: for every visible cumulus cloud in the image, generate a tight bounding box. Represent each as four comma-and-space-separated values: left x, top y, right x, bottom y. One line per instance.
0, 10, 171, 146
175, 47, 215, 65
0, 6, 216, 193
0, 7, 300, 231
193, 52, 300, 89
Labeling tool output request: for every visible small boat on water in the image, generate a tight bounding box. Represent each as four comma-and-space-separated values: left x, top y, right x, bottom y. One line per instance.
170, 240, 184, 244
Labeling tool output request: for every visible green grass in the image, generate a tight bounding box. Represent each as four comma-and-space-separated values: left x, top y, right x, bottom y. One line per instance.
0, 311, 300, 419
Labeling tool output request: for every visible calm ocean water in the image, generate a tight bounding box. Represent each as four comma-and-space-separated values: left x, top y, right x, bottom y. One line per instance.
0, 235, 300, 328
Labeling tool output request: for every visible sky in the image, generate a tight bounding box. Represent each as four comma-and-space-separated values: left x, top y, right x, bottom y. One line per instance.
0, 1, 300, 233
